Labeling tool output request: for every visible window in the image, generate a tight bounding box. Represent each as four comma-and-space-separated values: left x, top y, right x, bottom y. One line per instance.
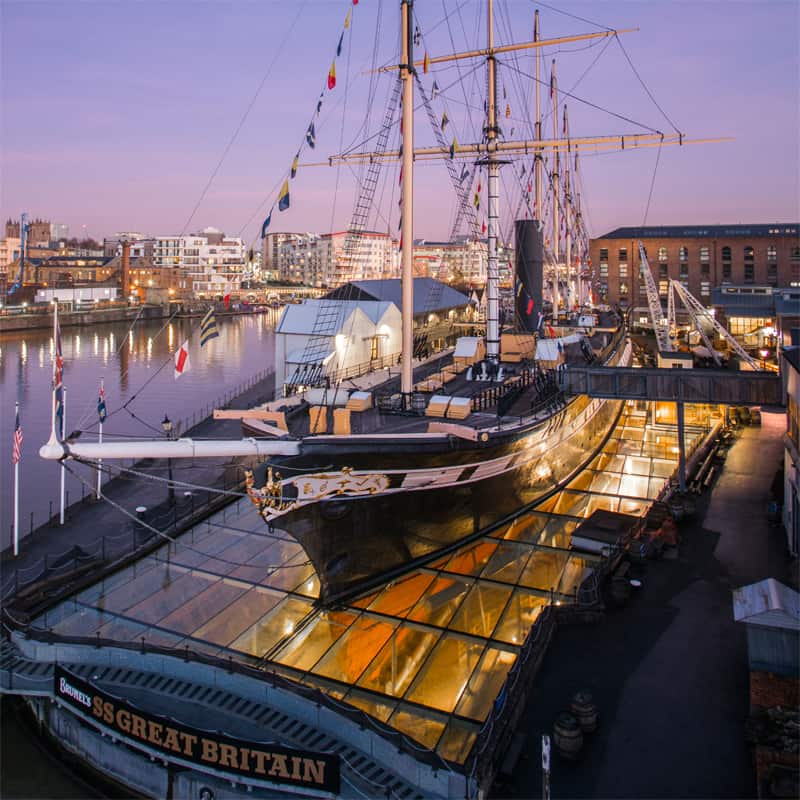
700, 281, 710, 296
599, 248, 608, 261
791, 246, 800, 261
723, 263, 732, 280
722, 246, 732, 261
744, 245, 754, 262
619, 263, 628, 277
619, 281, 629, 296
767, 245, 777, 262
659, 280, 669, 296
680, 262, 689, 278
659, 264, 668, 279
639, 283, 647, 295
600, 263, 608, 277
768, 263, 778, 285
618, 248, 627, 261
744, 263, 754, 282
658, 247, 668, 262
701, 262, 710, 276
679, 246, 688, 262
700, 246, 710, 263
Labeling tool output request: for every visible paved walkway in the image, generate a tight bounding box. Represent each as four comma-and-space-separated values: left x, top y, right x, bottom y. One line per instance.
0, 374, 275, 594
496, 409, 791, 799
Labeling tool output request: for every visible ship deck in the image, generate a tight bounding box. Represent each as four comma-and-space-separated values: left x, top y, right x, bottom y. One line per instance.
26, 402, 713, 770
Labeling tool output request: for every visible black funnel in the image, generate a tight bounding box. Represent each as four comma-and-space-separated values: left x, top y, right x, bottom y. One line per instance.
514, 220, 544, 333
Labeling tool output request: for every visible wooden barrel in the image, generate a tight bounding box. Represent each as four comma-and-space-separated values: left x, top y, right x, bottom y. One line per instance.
553, 712, 583, 760
569, 691, 598, 733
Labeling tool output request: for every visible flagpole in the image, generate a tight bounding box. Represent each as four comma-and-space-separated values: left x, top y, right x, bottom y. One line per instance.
60, 386, 66, 525
97, 378, 104, 499
13, 400, 20, 557
49, 301, 58, 443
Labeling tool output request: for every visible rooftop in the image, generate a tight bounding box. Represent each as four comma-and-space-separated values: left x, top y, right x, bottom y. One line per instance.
596, 224, 800, 240
325, 278, 471, 315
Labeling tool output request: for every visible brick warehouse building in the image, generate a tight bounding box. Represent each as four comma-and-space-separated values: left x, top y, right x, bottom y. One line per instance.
589, 224, 800, 307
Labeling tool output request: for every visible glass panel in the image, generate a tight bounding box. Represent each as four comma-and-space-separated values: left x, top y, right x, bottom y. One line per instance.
192, 586, 285, 647
650, 458, 675, 478
624, 456, 653, 476
441, 541, 498, 576
493, 589, 548, 644
501, 513, 550, 543
228, 596, 315, 657
449, 583, 511, 639
407, 575, 472, 628
537, 518, 577, 550
274, 610, 357, 672
357, 625, 440, 697
95, 616, 149, 643
437, 723, 478, 765
195, 534, 279, 576
368, 572, 435, 618
555, 556, 592, 595
618, 474, 650, 498
455, 646, 516, 720
53, 606, 117, 637
481, 541, 532, 584
618, 498, 649, 516
125, 570, 221, 626
313, 614, 397, 683
405, 635, 485, 713
389, 706, 446, 750
169, 531, 242, 569
518, 549, 569, 591
94, 561, 186, 615
342, 690, 397, 722
156, 578, 251, 634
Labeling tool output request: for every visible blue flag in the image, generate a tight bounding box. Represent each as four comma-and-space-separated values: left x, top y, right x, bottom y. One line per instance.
261, 208, 273, 238
306, 122, 316, 148
278, 180, 290, 212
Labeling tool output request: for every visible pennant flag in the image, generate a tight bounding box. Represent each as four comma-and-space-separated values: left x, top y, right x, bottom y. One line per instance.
260, 207, 274, 239
505, 103, 511, 118
353, 0, 358, 5
174, 340, 191, 379
423, 52, 430, 74
550, 63, 556, 99
477, 179, 481, 193
431, 80, 439, 99
97, 379, 107, 423
224, 293, 231, 309
510, 127, 515, 136
440, 111, 449, 131
516, 282, 523, 298
316, 95, 323, 114
458, 166, 469, 183
278, 179, 290, 211
449, 136, 458, 159
336, 32, 344, 57
537, 312, 544, 331
306, 122, 316, 148
473, 192, 480, 208
526, 295, 534, 315
200, 309, 220, 347
481, 220, 487, 235
12, 403, 22, 465
328, 61, 336, 90
291, 154, 299, 179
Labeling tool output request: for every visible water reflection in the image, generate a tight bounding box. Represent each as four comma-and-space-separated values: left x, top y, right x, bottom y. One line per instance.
0, 312, 278, 548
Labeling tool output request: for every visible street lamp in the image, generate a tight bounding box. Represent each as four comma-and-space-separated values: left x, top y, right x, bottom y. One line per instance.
759, 348, 769, 371
161, 413, 175, 503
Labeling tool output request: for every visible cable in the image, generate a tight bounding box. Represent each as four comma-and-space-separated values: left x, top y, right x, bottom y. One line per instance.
642, 140, 664, 226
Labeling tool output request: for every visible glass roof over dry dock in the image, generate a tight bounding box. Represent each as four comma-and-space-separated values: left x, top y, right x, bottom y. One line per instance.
35, 403, 711, 765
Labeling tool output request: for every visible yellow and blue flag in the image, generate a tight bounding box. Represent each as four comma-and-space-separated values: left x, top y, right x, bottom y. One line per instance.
200, 309, 220, 347
278, 179, 290, 212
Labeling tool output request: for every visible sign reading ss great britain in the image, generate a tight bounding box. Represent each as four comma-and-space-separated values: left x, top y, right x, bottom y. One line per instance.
54, 667, 340, 794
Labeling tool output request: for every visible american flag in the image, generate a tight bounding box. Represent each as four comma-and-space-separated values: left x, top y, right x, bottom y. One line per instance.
97, 379, 107, 423
13, 404, 23, 465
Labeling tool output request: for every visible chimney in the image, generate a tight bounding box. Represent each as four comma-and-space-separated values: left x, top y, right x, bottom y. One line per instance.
121, 240, 131, 298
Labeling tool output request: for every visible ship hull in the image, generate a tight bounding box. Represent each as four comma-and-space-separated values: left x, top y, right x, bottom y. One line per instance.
250, 338, 630, 604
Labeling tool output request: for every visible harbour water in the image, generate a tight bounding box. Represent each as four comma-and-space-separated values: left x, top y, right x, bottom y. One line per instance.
0, 311, 279, 552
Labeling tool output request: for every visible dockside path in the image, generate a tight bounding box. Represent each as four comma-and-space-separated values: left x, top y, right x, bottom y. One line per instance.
497, 409, 792, 799
0, 373, 276, 596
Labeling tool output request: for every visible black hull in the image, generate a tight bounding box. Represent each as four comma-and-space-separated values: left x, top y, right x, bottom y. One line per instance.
261, 392, 624, 605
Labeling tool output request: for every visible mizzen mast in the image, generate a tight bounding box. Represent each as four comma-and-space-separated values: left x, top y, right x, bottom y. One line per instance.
485, 0, 500, 363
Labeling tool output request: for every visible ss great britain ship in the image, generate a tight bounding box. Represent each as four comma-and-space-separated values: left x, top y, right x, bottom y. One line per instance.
41, 0, 722, 606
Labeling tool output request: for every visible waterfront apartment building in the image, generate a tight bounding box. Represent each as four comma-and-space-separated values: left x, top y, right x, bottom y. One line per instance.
589, 224, 800, 307
264, 231, 398, 287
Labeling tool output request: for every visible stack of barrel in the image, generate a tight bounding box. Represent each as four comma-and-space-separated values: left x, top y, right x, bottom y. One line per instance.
552, 691, 598, 760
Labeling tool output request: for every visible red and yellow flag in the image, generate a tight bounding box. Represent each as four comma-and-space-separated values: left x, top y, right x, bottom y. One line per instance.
328, 61, 336, 90
423, 52, 430, 74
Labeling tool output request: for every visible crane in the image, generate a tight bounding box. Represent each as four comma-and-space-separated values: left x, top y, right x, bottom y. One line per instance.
669, 279, 762, 370
637, 241, 672, 352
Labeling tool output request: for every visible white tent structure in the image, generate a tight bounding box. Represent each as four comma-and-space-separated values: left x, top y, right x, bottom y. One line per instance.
274, 300, 401, 389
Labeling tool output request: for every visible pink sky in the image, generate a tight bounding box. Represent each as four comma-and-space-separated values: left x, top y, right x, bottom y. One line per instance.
2, 1, 798, 244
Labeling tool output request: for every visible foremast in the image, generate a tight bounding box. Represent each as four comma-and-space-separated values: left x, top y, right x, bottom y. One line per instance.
484, 0, 500, 362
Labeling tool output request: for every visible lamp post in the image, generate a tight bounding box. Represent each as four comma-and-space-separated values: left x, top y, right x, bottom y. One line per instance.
759, 348, 769, 371
162, 413, 175, 503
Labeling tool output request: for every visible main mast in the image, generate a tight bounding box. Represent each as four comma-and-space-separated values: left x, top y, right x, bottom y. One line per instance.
400, 0, 415, 401
485, 0, 500, 363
